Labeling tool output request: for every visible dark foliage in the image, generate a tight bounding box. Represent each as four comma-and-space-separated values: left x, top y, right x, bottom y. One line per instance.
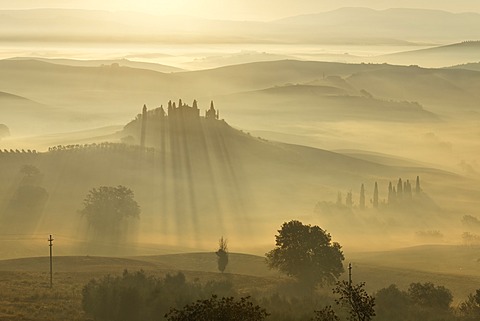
165, 295, 269, 321
408, 282, 453, 311
375, 282, 455, 321
82, 270, 236, 321
313, 305, 340, 321
80, 185, 140, 237
266, 220, 344, 289
333, 281, 375, 321
374, 284, 410, 321
216, 236, 229, 273
458, 289, 480, 321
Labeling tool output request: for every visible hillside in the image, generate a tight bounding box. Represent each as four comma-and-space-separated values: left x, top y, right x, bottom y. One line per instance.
0, 248, 478, 301
3, 58, 476, 137
2, 8, 480, 44
449, 61, 480, 72
1, 103, 477, 259
379, 41, 480, 67
8, 57, 184, 73
214, 84, 438, 123
346, 65, 480, 113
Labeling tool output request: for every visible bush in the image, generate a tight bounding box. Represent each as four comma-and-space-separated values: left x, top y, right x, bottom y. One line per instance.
82, 270, 236, 321
165, 295, 269, 321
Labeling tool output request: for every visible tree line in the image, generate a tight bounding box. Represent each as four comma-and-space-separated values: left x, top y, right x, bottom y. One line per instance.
47, 142, 154, 154
81, 219, 480, 320
335, 176, 423, 209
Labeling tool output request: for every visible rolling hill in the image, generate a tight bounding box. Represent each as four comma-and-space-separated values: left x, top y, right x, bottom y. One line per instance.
378, 41, 480, 67
0, 247, 478, 301
7, 57, 184, 73
2, 8, 480, 44
1, 104, 476, 258
214, 84, 438, 123
3, 58, 476, 136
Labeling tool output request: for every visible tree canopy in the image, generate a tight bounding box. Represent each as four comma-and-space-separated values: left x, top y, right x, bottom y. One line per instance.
265, 220, 344, 288
165, 295, 269, 321
80, 185, 140, 234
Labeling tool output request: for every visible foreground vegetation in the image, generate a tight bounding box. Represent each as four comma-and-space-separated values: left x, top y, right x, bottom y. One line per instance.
0, 258, 479, 321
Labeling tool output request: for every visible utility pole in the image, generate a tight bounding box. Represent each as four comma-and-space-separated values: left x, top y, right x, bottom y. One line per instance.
48, 235, 54, 288
348, 262, 352, 287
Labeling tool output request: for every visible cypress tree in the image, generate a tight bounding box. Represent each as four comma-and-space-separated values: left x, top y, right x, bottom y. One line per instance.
346, 191, 353, 207
397, 178, 403, 200
360, 184, 365, 209
373, 182, 379, 208
388, 182, 393, 204
415, 176, 421, 194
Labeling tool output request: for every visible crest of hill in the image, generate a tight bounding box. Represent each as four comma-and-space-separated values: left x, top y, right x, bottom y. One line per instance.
379, 41, 480, 67
2, 58, 476, 106
350, 244, 480, 277
347, 65, 480, 110
214, 84, 439, 122
7, 57, 183, 73
274, 8, 480, 42
448, 61, 480, 72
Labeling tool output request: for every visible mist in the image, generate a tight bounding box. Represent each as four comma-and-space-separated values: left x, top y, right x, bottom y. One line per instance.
1, 2, 480, 321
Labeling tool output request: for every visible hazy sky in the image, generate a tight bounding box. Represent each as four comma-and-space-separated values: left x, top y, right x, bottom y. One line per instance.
2, 0, 480, 20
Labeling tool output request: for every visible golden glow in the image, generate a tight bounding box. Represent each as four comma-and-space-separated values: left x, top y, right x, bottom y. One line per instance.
1, 0, 480, 20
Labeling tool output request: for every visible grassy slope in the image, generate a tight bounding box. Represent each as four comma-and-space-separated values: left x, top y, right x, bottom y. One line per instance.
0, 247, 478, 307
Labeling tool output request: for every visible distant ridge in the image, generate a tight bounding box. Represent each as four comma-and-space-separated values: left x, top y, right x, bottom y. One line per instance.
7, 57, 184, 73
377, 40, 480, 67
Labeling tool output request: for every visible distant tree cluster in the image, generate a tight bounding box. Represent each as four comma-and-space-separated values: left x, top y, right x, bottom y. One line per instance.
375, 282, 456, 321
325, 176, 424, 211
82, 270, 237, 321
47, 142, 154, 154
0, 148, 37, 154
1, 165, 48, 233
461, 232, 480, 245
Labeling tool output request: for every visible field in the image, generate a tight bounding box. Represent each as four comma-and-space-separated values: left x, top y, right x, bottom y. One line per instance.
1, 246, 479, 321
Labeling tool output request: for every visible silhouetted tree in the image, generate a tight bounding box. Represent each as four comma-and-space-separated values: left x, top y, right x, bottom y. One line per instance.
265, 220, 344, 289
165, 295, 269, 321
313, 305, 339, 321
396, 178, 403, 200
359, 184, 365, 210
216, 236, 229, 273
408, 282, 452, 311
458, 289, 480, 321
333, 281, 375, 321
373, 182, 379, 208
80, 185, 140, 237
20, 164, 41, 184
375, 284, 409, 321
415, 176, 421, 194
405, 180, 412, 199
336, 192, 343, 206
83, 270, 223, 321
388, 182, 393, 204
346, 191, 353, 208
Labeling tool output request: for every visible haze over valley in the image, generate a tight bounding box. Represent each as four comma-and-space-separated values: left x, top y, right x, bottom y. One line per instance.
1, 2, 480, 320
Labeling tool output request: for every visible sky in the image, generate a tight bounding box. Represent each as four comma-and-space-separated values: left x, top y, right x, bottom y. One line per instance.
1, 0, 480, 20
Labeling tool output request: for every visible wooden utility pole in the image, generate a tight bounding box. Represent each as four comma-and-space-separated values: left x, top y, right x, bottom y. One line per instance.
48, 235, 54, 288
348, 262, 352, 287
